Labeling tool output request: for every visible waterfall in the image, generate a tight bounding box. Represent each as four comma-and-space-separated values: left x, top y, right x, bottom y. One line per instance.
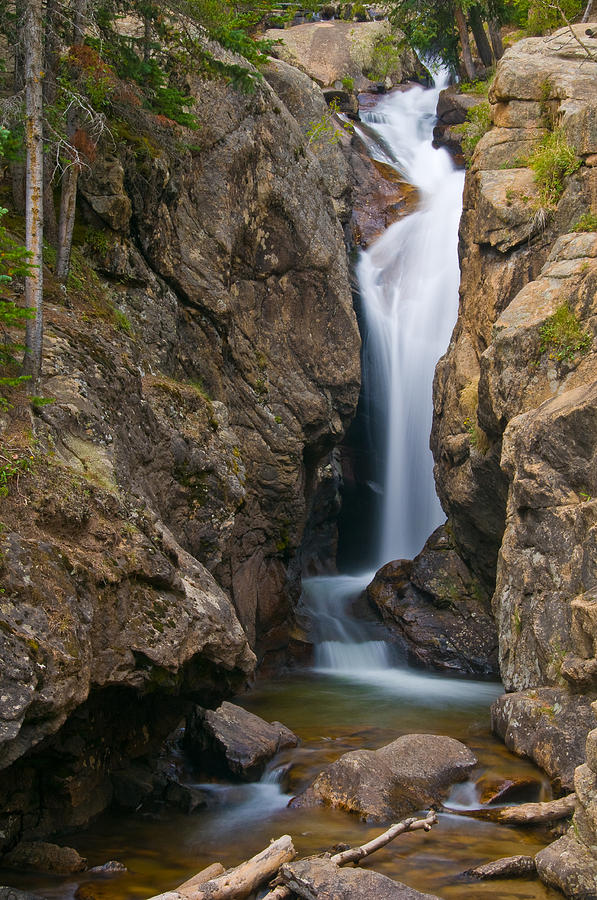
357, 72, 465, 564
303, 71, 465, 672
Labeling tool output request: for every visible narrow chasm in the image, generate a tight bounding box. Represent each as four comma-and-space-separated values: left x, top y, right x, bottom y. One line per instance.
1, 9, 597, 900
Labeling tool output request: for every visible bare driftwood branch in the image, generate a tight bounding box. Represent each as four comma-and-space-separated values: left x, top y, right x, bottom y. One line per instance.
148, 835, 295, 900
330, 810, 438, 866
261, 811, 438, 900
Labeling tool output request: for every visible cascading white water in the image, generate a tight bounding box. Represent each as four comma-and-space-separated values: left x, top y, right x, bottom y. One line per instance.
358, 71, 465, 564
303, 70, 465, 675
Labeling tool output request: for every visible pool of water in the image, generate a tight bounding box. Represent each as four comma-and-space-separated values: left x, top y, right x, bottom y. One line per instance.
3, 667, 562, 900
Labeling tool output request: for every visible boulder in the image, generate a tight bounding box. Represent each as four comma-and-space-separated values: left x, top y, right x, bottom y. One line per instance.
280, 857, 441, 899
491, 689, 596, 792
536, 832, 597, 899
87, 861, 127, 875
264, 20, 420, 90
184, 702, 298, 780
367, 525, 498, 676
477, 775, 541, 805
291, 733, 477, 821
1, 841, 87, 874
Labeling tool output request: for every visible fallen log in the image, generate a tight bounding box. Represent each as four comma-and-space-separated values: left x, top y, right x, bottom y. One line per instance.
463, 855, 537, 879
496, 794, 576, 825
445, 793, 576, 825
147, 835, 295, 900
261, 811, 438, 900
177, 863, 226, 896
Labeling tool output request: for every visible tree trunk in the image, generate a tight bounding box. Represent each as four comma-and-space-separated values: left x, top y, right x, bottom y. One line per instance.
144, 13, 151, 62
55, 163, 79, 281
488, 19, 504, 60
582, 0, 594, 21
12, 0, 26, 214
73, 0, 88, 44
56, 0, 89, 280
23, 0, 44, 385
42, 0, 60, 247
454, 3, 477, 81
469, 6, 493, 68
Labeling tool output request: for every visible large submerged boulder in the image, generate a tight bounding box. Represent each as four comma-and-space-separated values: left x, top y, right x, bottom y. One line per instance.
281, 857, 441, 900
291, 733, 477, 821
184, 701, 298, 780
367, 525, 498, 676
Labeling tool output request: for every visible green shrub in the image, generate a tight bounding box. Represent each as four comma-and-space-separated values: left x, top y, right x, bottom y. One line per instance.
539, 303, 592, 362
367, 35, 402, 81
341, 75, 355, 92
528, 128, 581, 207
573, 212, 597, 232
454, 102, 492, 162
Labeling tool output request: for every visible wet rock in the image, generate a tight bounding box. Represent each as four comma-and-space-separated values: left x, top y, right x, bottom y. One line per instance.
433, 88, 483, 162
87, 861, 127, 875
0, 890, 47, 900
367, 525, 498, 676
431, 27, 597, 598
291, 733, 477, 822
536, 832, 597, 899
1, 841, 87, 875
281, 857, 441, 899
263, 58, 352, 221
464, 855, 536, 879
163, 781, 210, 814
491, 689, 596, 792
477, 775, 541, 805
184, 702, 298, 781
0, 45, 360, 840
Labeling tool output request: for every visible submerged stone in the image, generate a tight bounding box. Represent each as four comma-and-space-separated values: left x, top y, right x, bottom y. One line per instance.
184, 701, 298, 781
281, 857, 442, 899
291, 733, 477, 822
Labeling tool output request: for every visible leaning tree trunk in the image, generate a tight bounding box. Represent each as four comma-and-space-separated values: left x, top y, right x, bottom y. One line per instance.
582, 0, 594, 21
487, 18, 504, 60
73, 0, 88, 42
11, 0, 26, 214
56, 0, 88, 281
454, 3, 477, 81
55, 161, 80, 282
469, 5, 494, 68
23, 0, 44, 385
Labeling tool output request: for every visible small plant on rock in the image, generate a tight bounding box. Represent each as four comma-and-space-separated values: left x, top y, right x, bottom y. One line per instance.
528, 128, 581, 208
539, 303, 592, 363
454, 102, 492, 163
573, 212, 597, 233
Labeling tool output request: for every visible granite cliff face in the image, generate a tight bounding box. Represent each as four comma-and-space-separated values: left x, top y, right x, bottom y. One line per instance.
0, 61, 360, 844
432, 25, 597, 671
431, 25, 597, 892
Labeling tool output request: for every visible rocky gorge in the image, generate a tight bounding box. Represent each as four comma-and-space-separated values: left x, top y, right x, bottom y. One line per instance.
0, 10, 597, 900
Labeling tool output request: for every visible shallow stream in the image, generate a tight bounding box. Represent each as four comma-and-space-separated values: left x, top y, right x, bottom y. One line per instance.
6, 666, 561, 900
